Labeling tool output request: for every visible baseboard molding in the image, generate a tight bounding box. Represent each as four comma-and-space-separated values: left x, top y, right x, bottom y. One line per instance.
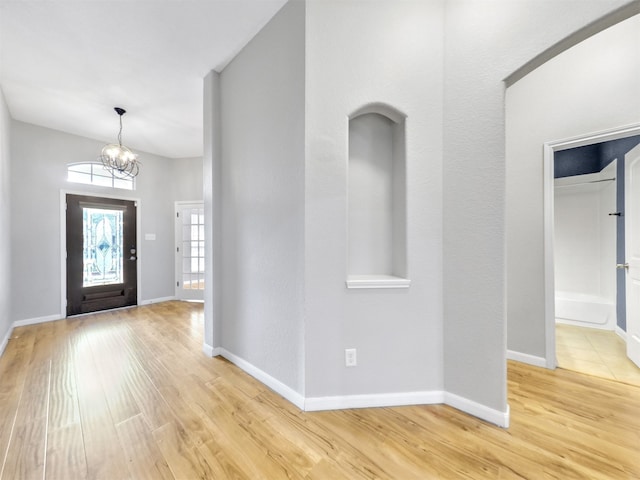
615, 325, 627, 341
215, 348, 510, 427
219, 348, 305, 410
202, 343, 222, 357
304, 390, 444, 412
139, 296, 176, 306
0, 325, 13, 357
13, 313, 62, 328
507, 349, 547, 368
444, 392, 510, 428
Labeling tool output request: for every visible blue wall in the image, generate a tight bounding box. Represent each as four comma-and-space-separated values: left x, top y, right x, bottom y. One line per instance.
555, 135, 640, 332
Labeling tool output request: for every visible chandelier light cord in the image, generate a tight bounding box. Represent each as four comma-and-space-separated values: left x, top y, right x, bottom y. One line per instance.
118, 114, 123, 146
99, 107, 141, 179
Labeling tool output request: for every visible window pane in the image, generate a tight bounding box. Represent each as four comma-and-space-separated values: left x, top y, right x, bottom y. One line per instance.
83, 208, 123, 287
68, 171, 91, 184
68, 163, 93, 174
67, 162, 135, 190
92, 175, 113, 188
113, 177, 133, 190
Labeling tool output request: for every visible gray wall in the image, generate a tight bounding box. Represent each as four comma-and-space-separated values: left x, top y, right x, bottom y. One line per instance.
9, 121, 198, 322
442, 0, 632, 413
171, 156, 203, 202
506, 12, 639, 361
304, 0, 444, 399
218, 0, 305, 393
0, 89, 11, 348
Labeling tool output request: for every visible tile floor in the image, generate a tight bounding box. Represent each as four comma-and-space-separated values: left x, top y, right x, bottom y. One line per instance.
556, 323, 640, 387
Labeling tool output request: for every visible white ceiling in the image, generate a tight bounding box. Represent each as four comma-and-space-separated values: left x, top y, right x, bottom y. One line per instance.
0, 0, 288, 159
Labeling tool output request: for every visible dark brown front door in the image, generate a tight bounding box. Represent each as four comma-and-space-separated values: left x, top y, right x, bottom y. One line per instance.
66, 194, 137, 316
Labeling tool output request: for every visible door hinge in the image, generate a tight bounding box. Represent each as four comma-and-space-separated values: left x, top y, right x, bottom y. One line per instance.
177, 281, 180, 287
176, 246, 180, 253
177, 212, 180, 218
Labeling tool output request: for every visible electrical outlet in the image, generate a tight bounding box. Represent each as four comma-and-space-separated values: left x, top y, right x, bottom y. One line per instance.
345, 348, 357, 367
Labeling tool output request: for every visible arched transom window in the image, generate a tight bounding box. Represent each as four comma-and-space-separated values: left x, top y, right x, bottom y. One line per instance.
67, 162, 135, 190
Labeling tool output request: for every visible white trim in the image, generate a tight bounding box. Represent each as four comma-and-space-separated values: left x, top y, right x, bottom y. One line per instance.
0, 325, 13, 357
444, 392, 510, 428
346, 275, 411, 289
218, 348, 306, 410
615, 325, 627, 341
139, 296, 176, 306
543, 123, 640, 372
202, 343, 222, 357
215, 348, 509, 427
304, 391, 444, 412
543, 142, 558, 369
60, 189, 143, 318
13, 314, 62, 328
507, 350, 547, 368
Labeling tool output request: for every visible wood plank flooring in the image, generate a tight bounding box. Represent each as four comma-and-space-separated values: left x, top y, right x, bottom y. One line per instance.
0, 301, 639, 479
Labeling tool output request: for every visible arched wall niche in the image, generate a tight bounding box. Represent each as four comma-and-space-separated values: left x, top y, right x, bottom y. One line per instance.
350, 102, 407, 124
347, 103, 409, 289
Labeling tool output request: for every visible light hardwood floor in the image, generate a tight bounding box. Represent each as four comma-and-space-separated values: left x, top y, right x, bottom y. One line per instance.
1, 301, 639, 479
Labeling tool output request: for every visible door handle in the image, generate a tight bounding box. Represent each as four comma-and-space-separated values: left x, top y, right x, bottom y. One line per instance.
616, 263, 629, 270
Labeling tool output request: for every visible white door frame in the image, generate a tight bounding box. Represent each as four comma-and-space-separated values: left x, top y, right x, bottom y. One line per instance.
60, 189, 143, 319
543, 123, 640, 369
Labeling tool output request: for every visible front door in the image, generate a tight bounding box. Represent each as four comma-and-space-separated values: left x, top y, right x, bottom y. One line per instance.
625, 144, 640, 367
66, 194, 138, 316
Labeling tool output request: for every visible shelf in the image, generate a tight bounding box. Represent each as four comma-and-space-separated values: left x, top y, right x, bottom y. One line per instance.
346, 275, 411, 289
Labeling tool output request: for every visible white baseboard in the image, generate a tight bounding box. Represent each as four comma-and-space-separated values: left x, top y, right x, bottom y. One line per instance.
13, 313, 62, 328
444, 392, 510, 428
216, 347, 510, 428
218, 348, 306, 410
202, 343, 222, 357
615, 325, 627, 341
0, 325, 13, 357
507, 349, 547, 368
304, 390, 444, 412
139, 296, 176, 306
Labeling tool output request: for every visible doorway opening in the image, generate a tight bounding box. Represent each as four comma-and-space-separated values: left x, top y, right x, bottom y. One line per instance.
65, 193, 138, 316
544, 126, 640, 385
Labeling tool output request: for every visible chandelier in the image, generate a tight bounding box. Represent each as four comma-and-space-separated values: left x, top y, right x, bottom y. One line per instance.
99, 107, 140, 178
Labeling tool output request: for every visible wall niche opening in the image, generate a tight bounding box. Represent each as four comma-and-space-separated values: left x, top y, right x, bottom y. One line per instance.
347, 104, 409, 289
